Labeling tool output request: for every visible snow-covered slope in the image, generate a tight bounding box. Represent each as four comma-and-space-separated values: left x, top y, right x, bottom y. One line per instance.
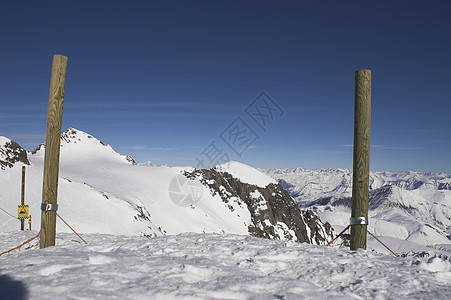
0, 128, 331, 244
262, 167, 451, 253
216, 161, 276, 187
1, 231, 450, 299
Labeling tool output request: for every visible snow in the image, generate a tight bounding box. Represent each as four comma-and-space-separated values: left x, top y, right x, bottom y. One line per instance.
263, 167, 450, 205
263, 167, 451, 251
0, 129, 259, 238
216, 161, 276, 188
250, 190, 268, 211
1, 231, 450, 299
2, 129, 451, 298
0, 136, 10, 146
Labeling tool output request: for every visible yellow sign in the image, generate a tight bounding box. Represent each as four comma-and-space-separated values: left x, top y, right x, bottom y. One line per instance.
17, 205, 29, 219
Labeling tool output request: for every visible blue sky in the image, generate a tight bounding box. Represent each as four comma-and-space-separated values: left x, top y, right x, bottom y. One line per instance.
1, 1, 450, 172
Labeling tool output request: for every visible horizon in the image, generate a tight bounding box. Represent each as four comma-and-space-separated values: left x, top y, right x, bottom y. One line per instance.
1, 126, 450, 175
1, 1, 450, 173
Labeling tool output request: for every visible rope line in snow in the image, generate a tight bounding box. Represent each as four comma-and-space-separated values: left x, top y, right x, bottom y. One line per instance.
0, 207, 17, 219
57, 212, 87, 244
326, 225, 350, 246
0, 212, 87, 256
327, 225, 399, 257
0, 232, 40, 257
367, 229, 399, 257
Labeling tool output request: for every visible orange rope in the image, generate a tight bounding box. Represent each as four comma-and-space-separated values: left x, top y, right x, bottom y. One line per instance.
0, 232, 40, 256
326, 225, 399, 258
0, 213, 87, 256
56, 212, 87, 244
326, 224, 350, 246
367, 230, 399, 257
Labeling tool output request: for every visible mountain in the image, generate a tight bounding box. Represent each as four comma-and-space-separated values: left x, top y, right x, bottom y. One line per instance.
185, 166, 332, 244
263, 167, 450, 205
0, 128, 332, 244
0, 136, 29, 169
138, 161, 159, 167
1, 129, 450, 299
262, 167, 451, 253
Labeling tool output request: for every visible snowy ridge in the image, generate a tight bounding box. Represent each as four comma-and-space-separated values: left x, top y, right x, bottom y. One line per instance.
138, 161, 158, 167
262, 167, 451, 254
0, 136, 29, 169
1, 129, 244, 237
186, 168, 333, 244
263, 167, 450, 204
60, 127, 137, 165
0, 128, 330, 244
216, 161, 276, 188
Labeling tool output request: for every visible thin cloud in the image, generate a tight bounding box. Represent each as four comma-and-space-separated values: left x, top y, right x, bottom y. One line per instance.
0, 105, 47, 112
1, 133, 45, 140
370, 145, 424, 150
338, 144, 423, 150
66, 100, 242, 111
64, 110, 231, 120
316, 150, 352, 154
0, 113, 46, 119
392, 129, 439, 133
131, 145, 174, 151
20, 142, 43, 147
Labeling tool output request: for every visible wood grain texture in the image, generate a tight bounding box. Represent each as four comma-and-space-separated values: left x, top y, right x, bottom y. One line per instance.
40, 55, 67, 249
350, 69, 371, 250
21, 166, 26, 230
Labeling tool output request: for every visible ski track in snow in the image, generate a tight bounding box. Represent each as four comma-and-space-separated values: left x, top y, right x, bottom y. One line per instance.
1, 232, 450, 299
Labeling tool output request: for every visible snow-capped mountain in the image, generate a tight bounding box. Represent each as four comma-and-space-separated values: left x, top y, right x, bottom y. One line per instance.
0, 128, 332, 244
1, 129, 450, 299
0, 136, 29, 169
184, 168, 332, 244
263, 167, 450, 205
137, 161, 158, 167
262, 167, 451, 253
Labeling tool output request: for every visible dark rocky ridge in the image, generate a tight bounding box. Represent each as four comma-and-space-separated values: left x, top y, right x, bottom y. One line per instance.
185, 168, 334, 245
0, 139, 30, 169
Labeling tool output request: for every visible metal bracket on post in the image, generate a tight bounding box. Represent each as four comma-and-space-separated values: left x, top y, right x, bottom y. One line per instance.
350, 217, 368, 225
41, 203, 58, 212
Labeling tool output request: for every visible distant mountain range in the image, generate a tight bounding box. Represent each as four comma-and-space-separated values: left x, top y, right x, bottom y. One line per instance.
262, 166, 451, 253
0, 128, 332, 245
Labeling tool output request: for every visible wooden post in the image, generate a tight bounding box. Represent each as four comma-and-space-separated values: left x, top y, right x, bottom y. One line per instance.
21, 166, 26, 231
350, 69, 371, 250
40, 55, 68, 249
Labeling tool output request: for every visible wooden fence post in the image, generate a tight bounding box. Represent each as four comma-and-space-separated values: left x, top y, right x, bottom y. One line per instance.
21, 166, 26, 230
350, 69, 371, 250
40, 54, 68, 249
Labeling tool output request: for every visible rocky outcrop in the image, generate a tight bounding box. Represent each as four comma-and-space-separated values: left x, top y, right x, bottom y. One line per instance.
0, 138, 30, 169
185, 168, 334, 245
